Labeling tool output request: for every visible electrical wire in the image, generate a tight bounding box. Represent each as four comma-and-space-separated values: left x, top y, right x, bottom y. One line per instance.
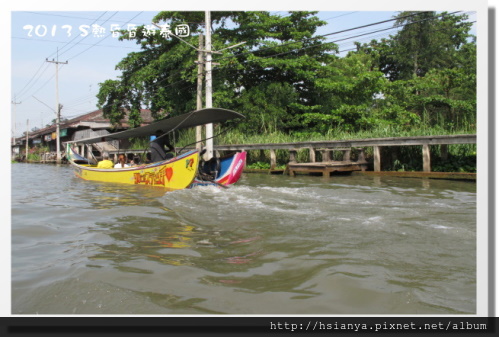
13, 60, 47, 100
17, 10, 473, 128
147, 11, 476, 106
23, 11, 151, 24
13, 12, 144, 107
212, 11, 463, 64
65, 12, 144, 61
58, 11, 120, 59
17, 67, 54, 102
95, 12, 431, 95
100, 10, 474, 112
46, 11, 110, 59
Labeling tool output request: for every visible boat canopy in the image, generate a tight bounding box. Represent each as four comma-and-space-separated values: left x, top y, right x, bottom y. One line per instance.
67, 108, 245, 145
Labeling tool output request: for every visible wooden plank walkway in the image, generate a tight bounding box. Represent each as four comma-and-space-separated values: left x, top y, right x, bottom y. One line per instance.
213, 134, 476, 174
214, 134, 476, 151
288, 160, 368, 177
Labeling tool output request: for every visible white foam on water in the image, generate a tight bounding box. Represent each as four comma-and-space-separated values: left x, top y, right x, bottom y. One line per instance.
361, 216, 384, 226
429, 224, 454, 230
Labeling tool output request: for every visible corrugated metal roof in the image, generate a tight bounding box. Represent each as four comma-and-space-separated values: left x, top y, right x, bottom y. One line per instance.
67, 108, 244, 144
22, 109, 154, 139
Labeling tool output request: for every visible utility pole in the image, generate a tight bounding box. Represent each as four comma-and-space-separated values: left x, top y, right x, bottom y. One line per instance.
11, 98, 21, 146
25, 119, 29, 162
153, 16, 245, 160
196, 34, 204, 151
204, 10, 214, 161
46, 52, 68, 164
201, 12, 245, 160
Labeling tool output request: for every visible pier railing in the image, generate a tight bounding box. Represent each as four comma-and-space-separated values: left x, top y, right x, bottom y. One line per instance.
213, 134, 476, 173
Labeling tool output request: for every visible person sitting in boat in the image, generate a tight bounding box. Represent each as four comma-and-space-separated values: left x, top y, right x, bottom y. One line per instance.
150, 130, 175, 163
114, 154, 130, 168
127, 153, 135, 165
97, 152, 114, 169
130, 155, 141, 166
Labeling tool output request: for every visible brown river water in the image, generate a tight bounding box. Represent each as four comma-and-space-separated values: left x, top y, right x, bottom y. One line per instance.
11, 163, 477, 315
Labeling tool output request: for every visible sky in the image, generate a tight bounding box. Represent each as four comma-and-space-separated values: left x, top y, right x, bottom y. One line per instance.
8, 6, 478, 138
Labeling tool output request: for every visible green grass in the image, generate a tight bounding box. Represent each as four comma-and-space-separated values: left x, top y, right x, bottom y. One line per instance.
218, 125, 475, 145
27, 154, 41, 161
128, 137, 151, 151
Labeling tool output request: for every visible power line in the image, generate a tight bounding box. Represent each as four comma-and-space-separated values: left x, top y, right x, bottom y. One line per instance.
22, 11, 150, 24
322, 11, 359, 21
214, 11, 462, 64
13, 12, 111, 102
57, 11, 119, 59
329, 13, 475, 50
65, 11, 143, 61
86, 10, 477, 113
143, 12, 432, 91
63, 91, 99, 106
14, 62, 51, 101
28, 65, 68, 98
158, 12, 473, 92
13, 60, 46, 99
16, 64, 53, 102
46, 11, 110, 59
13, 12, 142, 106
12, 35, 140, 50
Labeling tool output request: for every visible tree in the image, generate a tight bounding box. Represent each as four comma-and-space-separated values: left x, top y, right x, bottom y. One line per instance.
96, 11, 337, 133
307, 51, 389, 132
45, 117, 68, 128
216, 11, 337, 133
380, 11, 473, 81
351, 11, 476, 131
96, 11, 476, 136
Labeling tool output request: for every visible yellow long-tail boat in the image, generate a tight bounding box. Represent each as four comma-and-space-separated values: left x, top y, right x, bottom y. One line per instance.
67, 146, 199, 190
65, 108, 246, 190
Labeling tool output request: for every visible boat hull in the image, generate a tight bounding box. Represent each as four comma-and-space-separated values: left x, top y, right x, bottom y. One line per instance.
190, 151, 246, 188
68, 148, 199, 191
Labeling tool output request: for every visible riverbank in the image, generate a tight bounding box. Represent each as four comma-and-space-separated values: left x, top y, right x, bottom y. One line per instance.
244, 168, 476, 181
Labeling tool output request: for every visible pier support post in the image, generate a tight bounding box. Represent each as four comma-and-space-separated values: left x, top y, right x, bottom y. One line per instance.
259, 149, 265, 162
373, 146, 381, 172
423, 143, 431, 172
440, 144, 448, 161
342, 149, 351, 162
270, 149, 277, 170
86, 144, 92, 162
289, 149, 298, 163
357, 148, 366, 162
308, 147, 316, 163
321, 149, 331, 162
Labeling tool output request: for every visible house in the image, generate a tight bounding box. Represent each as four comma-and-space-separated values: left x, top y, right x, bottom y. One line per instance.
12, 109, 154, 162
